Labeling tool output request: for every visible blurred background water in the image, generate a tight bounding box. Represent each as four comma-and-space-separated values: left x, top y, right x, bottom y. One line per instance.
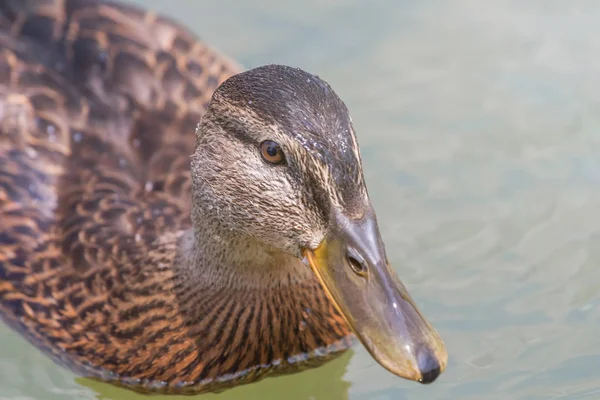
2, 1, 600, 399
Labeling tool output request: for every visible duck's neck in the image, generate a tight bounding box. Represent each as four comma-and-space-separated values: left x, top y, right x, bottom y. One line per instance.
180, 220, 313, 291
165, 213, 352, 388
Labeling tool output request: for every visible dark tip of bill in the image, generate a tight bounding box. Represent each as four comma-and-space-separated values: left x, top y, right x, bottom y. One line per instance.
417, 347, 442, 384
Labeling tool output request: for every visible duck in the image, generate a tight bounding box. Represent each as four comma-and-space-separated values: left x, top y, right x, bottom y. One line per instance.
0, 0, 447, 395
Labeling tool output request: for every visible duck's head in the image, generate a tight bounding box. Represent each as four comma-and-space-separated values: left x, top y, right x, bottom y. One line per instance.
192, 64, 447, 383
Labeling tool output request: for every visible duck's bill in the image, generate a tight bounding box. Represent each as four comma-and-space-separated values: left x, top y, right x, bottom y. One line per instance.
302, 210, 447, 384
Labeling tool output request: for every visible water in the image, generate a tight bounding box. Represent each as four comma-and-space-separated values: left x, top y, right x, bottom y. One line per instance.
2, 1, 600, 399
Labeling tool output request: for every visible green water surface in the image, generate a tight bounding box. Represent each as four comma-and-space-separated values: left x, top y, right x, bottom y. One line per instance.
2, 1, 600, 399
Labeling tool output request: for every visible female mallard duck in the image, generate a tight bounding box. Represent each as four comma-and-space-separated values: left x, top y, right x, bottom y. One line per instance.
0, 0, 447, 394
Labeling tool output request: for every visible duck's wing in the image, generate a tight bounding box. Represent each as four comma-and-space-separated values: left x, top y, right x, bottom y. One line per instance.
0, 0, 240, 386
0, 0, 241, 272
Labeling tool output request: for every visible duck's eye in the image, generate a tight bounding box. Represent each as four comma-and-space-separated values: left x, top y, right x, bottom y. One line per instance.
259, 140, 286, 165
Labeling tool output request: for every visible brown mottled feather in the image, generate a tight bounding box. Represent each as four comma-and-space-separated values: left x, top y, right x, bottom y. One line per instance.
0, 0, 351, 394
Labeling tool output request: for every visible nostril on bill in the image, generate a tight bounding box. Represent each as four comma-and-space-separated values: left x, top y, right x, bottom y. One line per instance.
346, 253, 367, 277
417, 347, 442, 384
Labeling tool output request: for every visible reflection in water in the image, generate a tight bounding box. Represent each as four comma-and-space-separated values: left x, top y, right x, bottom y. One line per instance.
82, 351, 353, 400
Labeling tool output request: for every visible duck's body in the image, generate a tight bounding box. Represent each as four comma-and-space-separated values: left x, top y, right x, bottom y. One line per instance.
0, 0, 446, 395
0, 1, 351, 392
